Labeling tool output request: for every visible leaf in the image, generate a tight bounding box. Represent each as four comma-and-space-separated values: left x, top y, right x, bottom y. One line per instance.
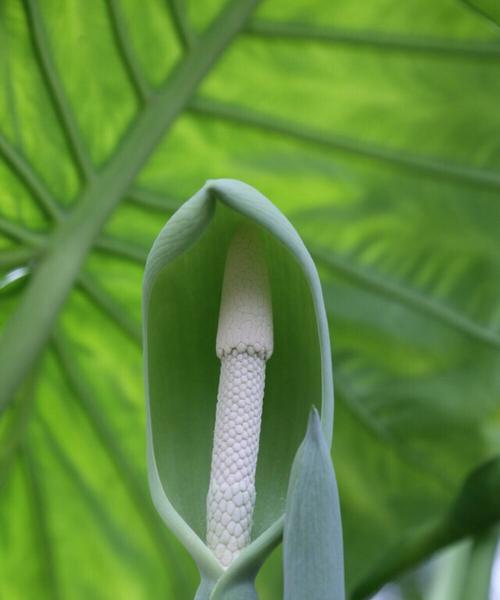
0, 0, 499, 598
283, 408, 345, 600
351, 457, 500, 598
462, 0, 500, 27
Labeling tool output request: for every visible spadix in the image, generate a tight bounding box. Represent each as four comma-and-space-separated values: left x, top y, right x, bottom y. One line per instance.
207, 228, 273, 568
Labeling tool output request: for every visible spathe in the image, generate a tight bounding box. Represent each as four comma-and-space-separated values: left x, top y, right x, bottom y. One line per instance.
143, 179, 334, 598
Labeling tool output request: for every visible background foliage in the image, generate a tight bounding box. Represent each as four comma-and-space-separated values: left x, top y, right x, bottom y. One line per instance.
0, 0, 499, 598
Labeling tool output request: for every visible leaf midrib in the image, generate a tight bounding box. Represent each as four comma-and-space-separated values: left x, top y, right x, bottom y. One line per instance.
0, 0, 261, 413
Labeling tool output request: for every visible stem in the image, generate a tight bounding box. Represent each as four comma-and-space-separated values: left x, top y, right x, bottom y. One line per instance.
460, 529, 498, 600
427, 540, 471, 600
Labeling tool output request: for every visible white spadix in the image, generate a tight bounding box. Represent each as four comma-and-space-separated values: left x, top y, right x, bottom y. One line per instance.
206, 227, 273, 568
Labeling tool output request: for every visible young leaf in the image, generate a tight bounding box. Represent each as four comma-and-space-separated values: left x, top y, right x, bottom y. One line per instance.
283, 408, 345, 600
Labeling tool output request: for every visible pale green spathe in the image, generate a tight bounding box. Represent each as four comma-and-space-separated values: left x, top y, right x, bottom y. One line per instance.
143, 179, 334, 598
283, 408, 345, 600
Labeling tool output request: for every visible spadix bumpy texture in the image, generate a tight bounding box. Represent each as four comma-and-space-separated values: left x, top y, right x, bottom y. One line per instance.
206, 228, 273, 569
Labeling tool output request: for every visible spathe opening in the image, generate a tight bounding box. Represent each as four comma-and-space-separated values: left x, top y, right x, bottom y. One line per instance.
146, 202, 321, 541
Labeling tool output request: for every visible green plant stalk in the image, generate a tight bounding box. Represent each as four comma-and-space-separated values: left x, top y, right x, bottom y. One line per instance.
459, 528, 498, 600
0, 0, 260, 413
428, 529, 497, 600
427, 540, 471, 600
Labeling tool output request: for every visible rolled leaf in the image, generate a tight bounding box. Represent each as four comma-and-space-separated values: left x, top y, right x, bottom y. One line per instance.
283, 408, 345, 600
143, 179, 334, 596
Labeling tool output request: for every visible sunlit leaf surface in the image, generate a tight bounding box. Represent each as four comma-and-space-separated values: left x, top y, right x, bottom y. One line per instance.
0, 0, 499, 598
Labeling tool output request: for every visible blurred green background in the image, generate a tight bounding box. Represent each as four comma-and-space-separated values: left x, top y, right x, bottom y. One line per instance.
1, 0, 499, 598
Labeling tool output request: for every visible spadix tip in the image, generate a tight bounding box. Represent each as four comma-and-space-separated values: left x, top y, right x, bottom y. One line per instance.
216, 227, 273, 360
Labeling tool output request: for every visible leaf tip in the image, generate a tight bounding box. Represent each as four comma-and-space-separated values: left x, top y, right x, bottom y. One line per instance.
306, 405, 322, 443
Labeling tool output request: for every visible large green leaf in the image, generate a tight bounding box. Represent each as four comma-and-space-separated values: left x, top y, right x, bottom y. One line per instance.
0, 0, 499, 598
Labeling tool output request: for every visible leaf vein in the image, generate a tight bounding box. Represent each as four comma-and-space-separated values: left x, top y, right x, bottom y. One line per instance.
106, 0, 151, 105
51, 331, 192, 597
20, 446, 61, 600
0, 132, 62, 221
23, 0, 94, 182
190, 96, 500, 189
0, 0, 260, 412
78, 271, 142, 344
312, 245, 500, 349
166, 0, 195, 51
247, 20, 500, 58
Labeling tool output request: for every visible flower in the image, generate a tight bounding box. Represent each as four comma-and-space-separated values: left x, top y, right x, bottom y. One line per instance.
143, 179, 334, 598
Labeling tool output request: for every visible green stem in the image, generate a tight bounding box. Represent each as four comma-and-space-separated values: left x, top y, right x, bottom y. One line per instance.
0, 0, 261, 413
427, 541, 471, 600
460, 529, 498, 600
212, 580, 258, 600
